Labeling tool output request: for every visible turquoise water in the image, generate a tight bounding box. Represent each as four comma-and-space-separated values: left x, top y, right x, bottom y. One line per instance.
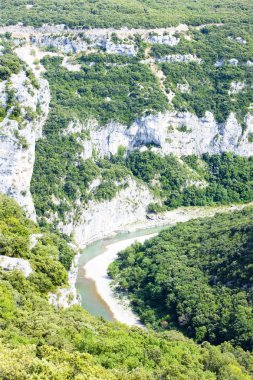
75, 224, 169, 321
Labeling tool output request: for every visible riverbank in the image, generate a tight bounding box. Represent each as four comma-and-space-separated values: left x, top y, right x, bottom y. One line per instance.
84, 233, 157, 326
122, 203, 253, 233
77, 202, 253, 326
76, 203, 250, 250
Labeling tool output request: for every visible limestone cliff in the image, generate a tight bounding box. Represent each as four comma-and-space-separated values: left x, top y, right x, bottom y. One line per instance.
0, 26, 251, 310
56, 177, 155, 249
1, 25, 253, 246
67, 111, 253, 160
0, 255, 32, 277
56, 110, 253, 249
0, 71, 50, 220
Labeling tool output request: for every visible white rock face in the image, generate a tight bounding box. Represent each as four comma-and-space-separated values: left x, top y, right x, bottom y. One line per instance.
236, 36, 247, 45
29, 233, 43, 249
214, 59, 224, 67
0, 256, 32, 277
32, 34, 137, 56
67, 111, 253, 160
177, 83, 190, 93
229, 58, 239, 66
229, 81, 245, 94
57, 177, 155, 249
31, 35, 90, 54
0, 71, 50, 220
149, 34, 179, 46
156, 54, 202, 64
0, 23, 189, 41
228, 36, 247, 45
105, 41, 136, 56
0, 86, 7, 108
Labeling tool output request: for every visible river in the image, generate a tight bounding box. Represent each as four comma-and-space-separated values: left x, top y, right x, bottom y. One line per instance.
75, 204, 248, 323
75, 224, 168, 322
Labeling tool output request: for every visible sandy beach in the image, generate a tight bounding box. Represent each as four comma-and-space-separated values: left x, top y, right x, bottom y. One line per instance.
84, 233, 157, 326
82, 203, 253, 326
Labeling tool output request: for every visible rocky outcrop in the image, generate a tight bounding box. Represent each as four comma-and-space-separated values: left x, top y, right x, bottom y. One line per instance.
155, 54, 202, 64
29, 233, 43, 249
149, 34, 179, 46
31, 34, 92, 54
229, 81, 245, 94
49, 252, 80, 308
67, 111, 253, 160
56, 177, 155, 249
31, 34, 137, 56
0, 71, 50, 220
0, 256, 32, 277
103, 41, 136, 56
0, 23, 189, 41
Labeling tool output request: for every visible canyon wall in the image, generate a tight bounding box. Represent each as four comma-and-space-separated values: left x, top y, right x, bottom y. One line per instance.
67, 111, 253, 160
57, 177, 155, 248
0, 72, 50, 220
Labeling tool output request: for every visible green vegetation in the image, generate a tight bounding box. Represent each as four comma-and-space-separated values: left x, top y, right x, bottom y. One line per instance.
42, 55, 167, 126
0, 106, 6, 122
248, 133, 253, 143
0, 36, 22, 81
109, 207, 253, 351
0, 194, 253, 379
109, 208, 253, 349
124, 151, 253, 210
31, 44, 253, 222
30, 21, 253, 222
32, 126, 132, 221
33, 137, 253, 221
1, 0, 253, 28
0, 36, 39, 127
0, 193, 74, 272
31, 54, 167, 220
1, 1, 253, 377
152, 25, 253, 123
0, 52, 21, 81
0, 195, 71, 293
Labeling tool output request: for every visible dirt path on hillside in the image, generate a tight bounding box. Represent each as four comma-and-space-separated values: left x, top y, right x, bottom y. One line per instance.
144, 46, 174, 103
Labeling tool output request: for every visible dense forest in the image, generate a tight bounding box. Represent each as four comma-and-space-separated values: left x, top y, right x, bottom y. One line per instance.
152, 25, 253, 123
124, 151, 253, 211
1, 195, 253, 379
4, 20, 252, 223
32, 142, 253, 222
30, 51, 168, 221
1, 1, 253, 378
31, 31, 253, 221
1, 0, 253, 28
109, 207, 253, 351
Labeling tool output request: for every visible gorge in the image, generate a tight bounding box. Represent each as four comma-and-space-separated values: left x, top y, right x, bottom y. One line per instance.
0, 1, 253, 378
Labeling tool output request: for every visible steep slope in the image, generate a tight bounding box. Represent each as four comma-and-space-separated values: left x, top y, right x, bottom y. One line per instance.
0, 1, 252, 378
0, 22, 253, 242
0, 194, 252, 379
0, 36, 50, 220
109, 207, 253, 350
23, 23, 252, 243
